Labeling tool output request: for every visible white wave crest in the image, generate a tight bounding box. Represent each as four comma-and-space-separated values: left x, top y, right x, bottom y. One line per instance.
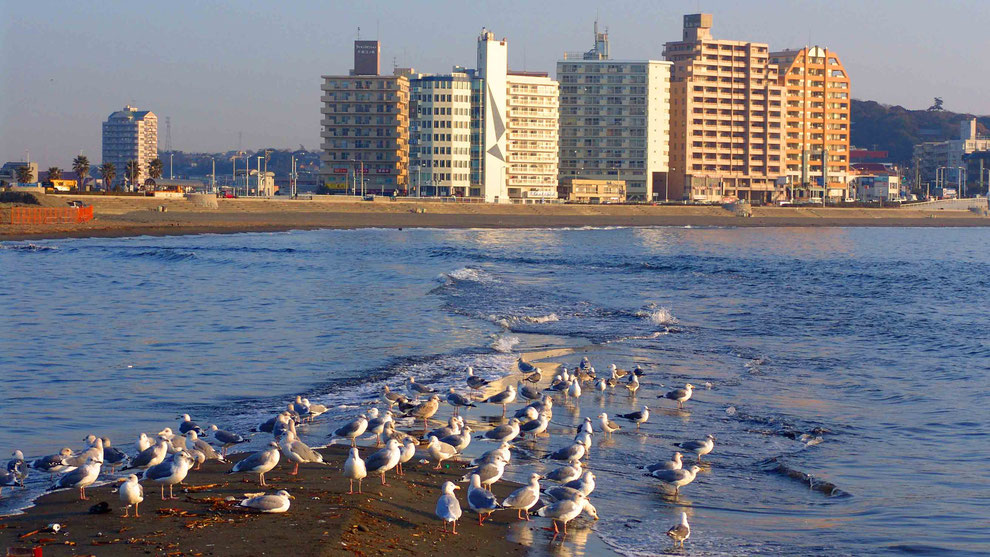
490, 335, 520, 353
643, 306, 678, 326
518, 313, 559, 324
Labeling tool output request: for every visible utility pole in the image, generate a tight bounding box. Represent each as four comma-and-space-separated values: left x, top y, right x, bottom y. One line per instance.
257, 156, 262, 196
211, 158, 216, 193
169, 152, 174, 180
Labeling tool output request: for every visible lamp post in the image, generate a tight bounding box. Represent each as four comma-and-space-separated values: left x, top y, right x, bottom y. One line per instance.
256, 156, 262, 196
169, 153, 174, 180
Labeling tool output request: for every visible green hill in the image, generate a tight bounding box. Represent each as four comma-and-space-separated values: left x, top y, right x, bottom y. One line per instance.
850, 100, 989, 166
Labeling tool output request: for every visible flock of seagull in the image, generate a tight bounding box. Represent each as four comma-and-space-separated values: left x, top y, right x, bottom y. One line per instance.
2, 357, 714, 550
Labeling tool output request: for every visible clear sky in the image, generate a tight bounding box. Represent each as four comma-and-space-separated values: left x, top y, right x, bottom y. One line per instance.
2, 0, 987, 168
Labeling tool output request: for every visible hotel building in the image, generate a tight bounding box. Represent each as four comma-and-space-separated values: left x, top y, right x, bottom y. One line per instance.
663, 14, 785, 203
320, 40, 410, 194
102, 105, 158, 185
770, 46, 852, 200
557, 24, 672, 201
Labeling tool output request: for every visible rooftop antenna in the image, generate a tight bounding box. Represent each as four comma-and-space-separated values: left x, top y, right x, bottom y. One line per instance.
392, 56, 398, 72
357, 26, 361, 40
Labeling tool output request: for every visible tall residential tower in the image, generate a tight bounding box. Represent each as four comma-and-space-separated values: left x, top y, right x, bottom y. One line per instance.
102, 105, 158, 185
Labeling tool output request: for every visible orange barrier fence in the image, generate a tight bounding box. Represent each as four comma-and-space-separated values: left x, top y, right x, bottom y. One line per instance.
7, 205, 94, 225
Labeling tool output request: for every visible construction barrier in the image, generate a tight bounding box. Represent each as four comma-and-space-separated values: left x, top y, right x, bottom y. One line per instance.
8, 205, 94, 225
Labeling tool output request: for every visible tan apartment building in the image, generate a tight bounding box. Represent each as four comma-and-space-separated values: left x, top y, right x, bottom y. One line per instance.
558, 24, 671, 201
770, 46, 851, 200
663, 14, 785, 203
506, 72, 560, 202
320, 40, 409, 195
102, 105, 157, 186
558, 178, 626, 203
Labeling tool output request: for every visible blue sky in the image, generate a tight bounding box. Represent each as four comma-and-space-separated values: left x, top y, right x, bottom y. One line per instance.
1, 0, 987, 168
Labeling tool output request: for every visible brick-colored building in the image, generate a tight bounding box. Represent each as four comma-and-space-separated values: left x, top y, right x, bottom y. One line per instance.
663, 14, 785, 203
770, 46, 851, 201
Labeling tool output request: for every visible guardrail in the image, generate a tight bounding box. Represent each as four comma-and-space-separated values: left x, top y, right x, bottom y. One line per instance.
6, 205, 94, 225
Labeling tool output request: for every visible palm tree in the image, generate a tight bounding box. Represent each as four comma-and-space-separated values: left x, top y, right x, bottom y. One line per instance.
46, 167, 62, 184
72, 155, 90, 191
148, 158, 163, 181
99, 162, 116, 192
15, 165, 34, 184
125, 160, 141, 188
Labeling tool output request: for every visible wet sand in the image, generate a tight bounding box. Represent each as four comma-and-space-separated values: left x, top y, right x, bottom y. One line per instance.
0, 446, 529, 556
2, 195, 987, 241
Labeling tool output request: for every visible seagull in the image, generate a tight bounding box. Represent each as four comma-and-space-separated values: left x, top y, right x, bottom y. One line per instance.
459, 455, 506, 488
397, 438, 417, 476
436, 481, 463, 534
563, 471, 596, 496
633, 365, 645, 377
66, 436, 103, 467
595, 379, 607, 393
578, 417, 593, 435
425, 416, 462, 441
279, 431, 326, 475
364, 439, 401, 486
667, 512, 691, 548
290, 396, 310, 418
272, 414, 296, 439
579, 357, 591, 370
517, 358, 538, 373
523, 368, 542, 383
1, 464, 23, 496
240, 490, 294, 513
466, 366, 489, 390
545, 458, 583, 484
405, 395, 441, 429
467, 473, 501, 525
229, 441, 280, 486
7, 451, 27, 486
537, 496, 598, 535
408, 376, 436, 395
440, 425, 473, 452
143, 451, 195, 500
482, 385, 517, 417
332, 415, 369, 447
573, 431, 593, 455
646, 452, 683, 473
481, 418, 520, 443
567, 378, 582, 399
546, 442, 586, 462
651, 465, 701, 495
343, 447, 367, 494
185, 431, 225, 468
382, 385, 408, 409
100, 438, 128, 473
178, 414, 204, 435
662, 383, 695, 409
303, 398, 327, 420
446, 389, 476, 416
676, 434, 716, 462
519, 412, 550, 438
426, 436, 458, 469
625, 374, 640, 395
518, 381, 542, 401
618, 406, 650, 429
136, 433, 153, 453
207, 425, 249, 458
48, 456, 102, 500
598, 413, 621, 437
546, 375, 568, 392
470, 442, 511, 467
119, 474, 144, 517
31, 448, 74, 476
158, 428, 187, 454
123, 439, 168, 472
366, 411, 394, 446
502, 473, 541, 520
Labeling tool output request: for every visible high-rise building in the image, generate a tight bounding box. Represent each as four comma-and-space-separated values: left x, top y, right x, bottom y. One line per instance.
558, 24, 671, 201
320, 40, 410, 195
102, 105, 157, 185
505, 71, 559, 201
913, 118, 990, 194
770, 46, 852, 201
663, 14, 785, 203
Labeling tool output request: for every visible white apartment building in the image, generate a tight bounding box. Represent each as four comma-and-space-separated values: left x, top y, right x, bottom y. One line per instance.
102, 105, 157, 185
557, 26, 671, 201
506, 72, 560, 201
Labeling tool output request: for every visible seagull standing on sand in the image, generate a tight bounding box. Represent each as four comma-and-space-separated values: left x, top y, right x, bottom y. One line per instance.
426, 436, 458, 469
466, 367, 489, 390
446, 389, 476, 416
537, 496, 599, 535
676, 434, 716, 462
119, 474, 144, 517
483, 384, 517, 417
662, 383, 695, 409
186, 431, 224, 468
364, 439, 402, 486
207, 425, 249, 457
502, 473, 541, 521
459, 455, 507, 488
598, 413, 621, 437
436, 481, 463, 534
31, 448, 73, 476
567, 378, 583, 399
406, 395, 441, 429
343, 447, 367, 494
518, 381, 542, 401
240, 490, 294, 513
143, 451, 195, 500
279, 431, 326, 475
440, 425, 473, 452
517, 358, 538, 373
471, 442, 511, 467
651, 465, 701, 496
332, 414, 369, 447
467, 473, 501, 525
397, 438, 417, 476
618, 406, 650, 429
519, 412, 550, 438
66, 436, 103, 467
563, 471, 596, 496
123, 439, 168, 472
667, 512, 691, 548
366, 411, 394, 446
482, 418, 521, 443
229, 441, 281, 486
49, 456, 102, 500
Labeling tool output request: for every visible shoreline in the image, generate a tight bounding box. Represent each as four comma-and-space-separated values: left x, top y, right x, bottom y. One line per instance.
2, 196, 988, 241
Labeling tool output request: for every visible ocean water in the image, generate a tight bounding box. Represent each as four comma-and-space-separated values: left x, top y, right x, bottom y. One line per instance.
1, 227, 988, 556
